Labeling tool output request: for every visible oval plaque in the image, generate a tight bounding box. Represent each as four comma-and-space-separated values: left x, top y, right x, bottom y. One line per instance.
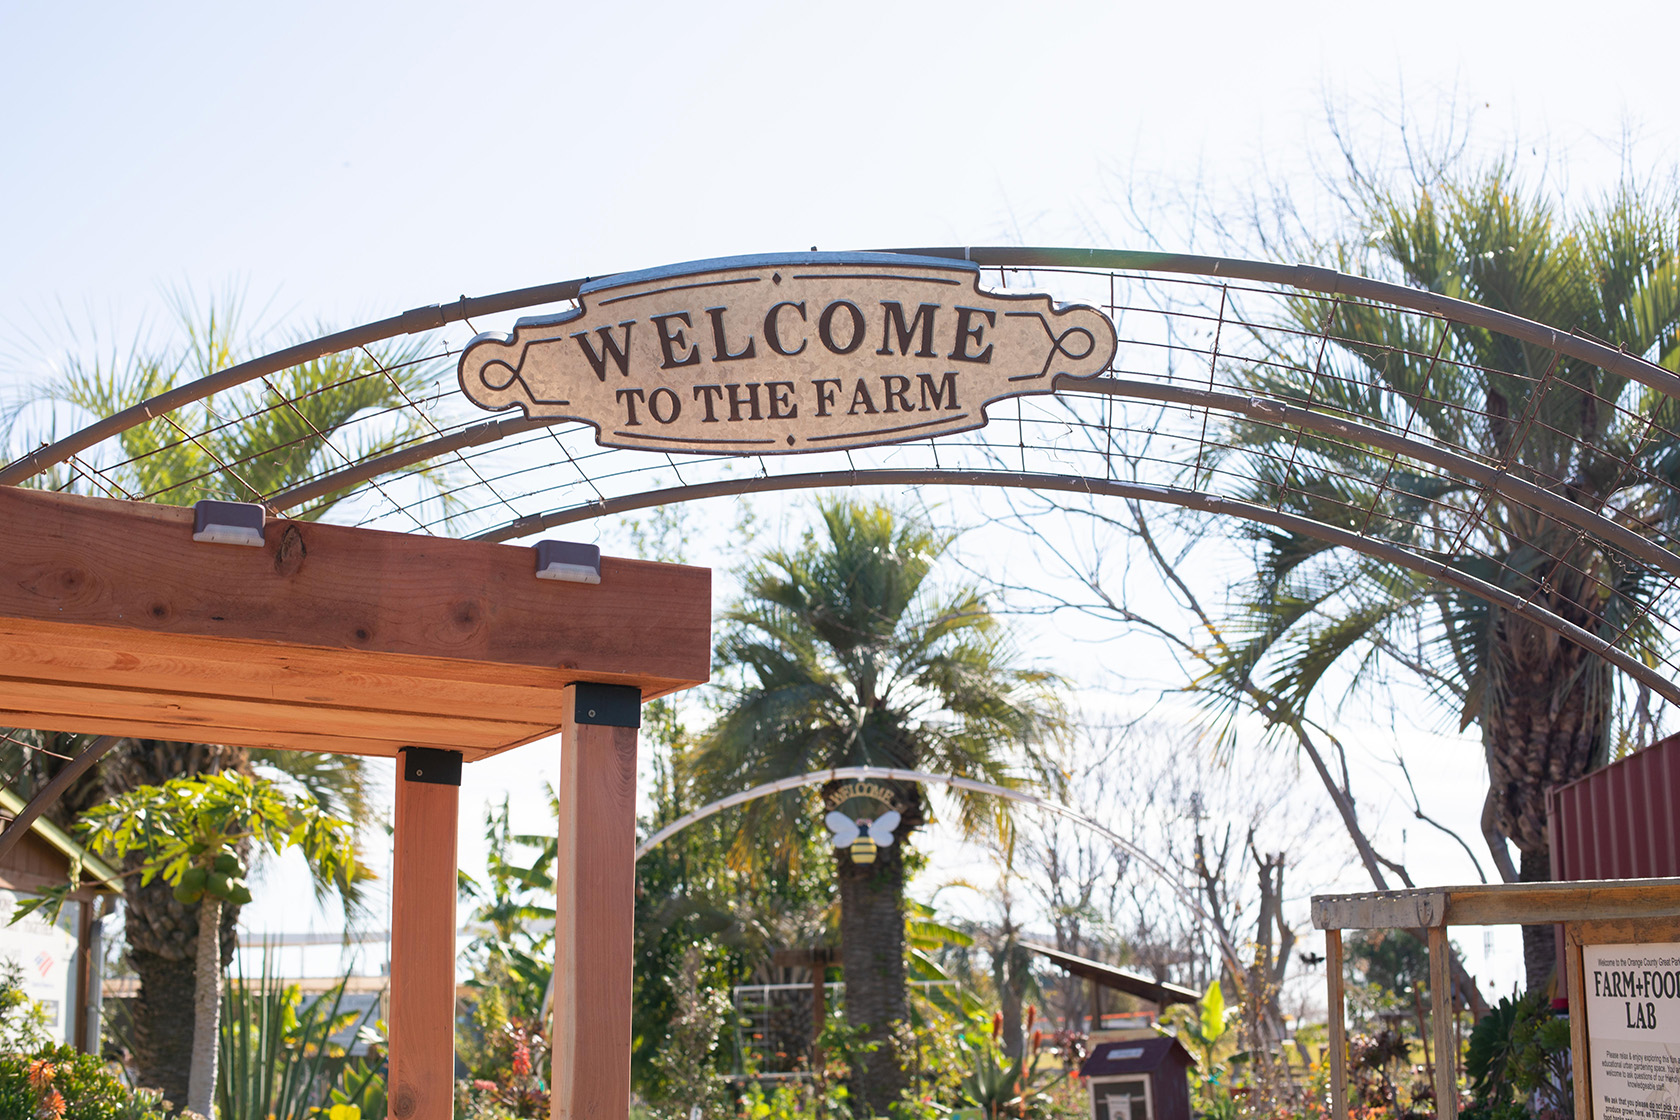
457, 252, 1116, 454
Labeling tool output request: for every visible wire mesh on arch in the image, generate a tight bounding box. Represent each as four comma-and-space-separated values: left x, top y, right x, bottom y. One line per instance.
6, 249, 1680, 707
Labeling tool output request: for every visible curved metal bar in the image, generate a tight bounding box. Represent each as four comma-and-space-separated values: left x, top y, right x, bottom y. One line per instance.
7, 246, 1677, 487
0, 734, 120, 862
632, 765, 1239, 962
0, 279, 588, 488
1084, 377, 1680, 582
267, 413, 564, 512
539, 764, 1239, 1027
907, 247, 1680, 401
469, 466, 1680, 710
259, 374, 1680, 584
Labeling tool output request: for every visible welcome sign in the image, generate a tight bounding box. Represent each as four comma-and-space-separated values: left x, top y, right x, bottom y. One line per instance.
457, 253, 1116, 454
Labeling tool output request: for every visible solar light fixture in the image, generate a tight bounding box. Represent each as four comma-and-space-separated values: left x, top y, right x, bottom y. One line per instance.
192, 500, 266, 547
535, 540, 602, 584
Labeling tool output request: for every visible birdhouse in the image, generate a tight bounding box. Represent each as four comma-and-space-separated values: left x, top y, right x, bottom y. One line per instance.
1079, 1035, 1195, 1120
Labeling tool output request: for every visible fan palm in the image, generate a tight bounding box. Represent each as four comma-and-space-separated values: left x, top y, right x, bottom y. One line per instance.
1205, 166, 1680, 989
1, 293, 451, 1100
696, 500, 1065, 1112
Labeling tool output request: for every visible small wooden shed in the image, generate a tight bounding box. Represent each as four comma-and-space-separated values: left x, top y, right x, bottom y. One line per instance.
1078, 1035, 1195, 1120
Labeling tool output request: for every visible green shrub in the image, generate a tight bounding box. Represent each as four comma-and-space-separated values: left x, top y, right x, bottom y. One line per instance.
0, 1046, 168, 1120
0, 961, 53, 1054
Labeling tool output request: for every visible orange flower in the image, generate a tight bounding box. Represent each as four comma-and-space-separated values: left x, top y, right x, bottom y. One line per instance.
26, 1060, 53, 1090
38, 1087, 66, 1120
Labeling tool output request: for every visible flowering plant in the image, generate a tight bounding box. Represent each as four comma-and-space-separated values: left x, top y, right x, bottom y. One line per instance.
0, 1047, 168, 1120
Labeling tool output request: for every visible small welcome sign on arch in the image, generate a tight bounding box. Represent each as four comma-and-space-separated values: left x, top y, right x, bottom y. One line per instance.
457, 253, 1117, 454
823, 779, 903, 865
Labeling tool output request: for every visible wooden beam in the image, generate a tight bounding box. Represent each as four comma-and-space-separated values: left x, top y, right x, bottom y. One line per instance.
553, 684, 639, 1120
1313, 878, 1680, 930
1326, 929, 1347, 1120
387, 748, 461, 1120
0, 487, 710, 758
1312, 890, 1446, 931
1428, 925, 1457, 1119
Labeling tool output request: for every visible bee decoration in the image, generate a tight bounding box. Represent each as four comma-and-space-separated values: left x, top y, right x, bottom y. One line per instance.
824, 809, 901, 865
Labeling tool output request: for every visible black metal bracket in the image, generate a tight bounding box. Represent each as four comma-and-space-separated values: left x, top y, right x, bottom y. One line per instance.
574, 682, 642, 728
401, 746, 463, 786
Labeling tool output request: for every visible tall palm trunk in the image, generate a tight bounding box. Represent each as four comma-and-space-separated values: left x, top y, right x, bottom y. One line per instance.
107, 739, 247, 1104
1484, 605, 1611, 991
837, 843, 909, 1115
186, 894, 223, 1117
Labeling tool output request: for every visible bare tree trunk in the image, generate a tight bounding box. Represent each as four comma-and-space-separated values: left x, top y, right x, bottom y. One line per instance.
186, 892, 222, 1119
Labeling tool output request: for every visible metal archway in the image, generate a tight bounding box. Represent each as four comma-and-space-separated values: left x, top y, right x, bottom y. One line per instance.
6, 246, 1680, 845
635, 765, 1237, 957
530, 765, 1241, 1031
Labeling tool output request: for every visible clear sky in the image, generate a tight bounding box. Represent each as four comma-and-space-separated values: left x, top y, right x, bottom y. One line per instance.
3, 0, 1676, 995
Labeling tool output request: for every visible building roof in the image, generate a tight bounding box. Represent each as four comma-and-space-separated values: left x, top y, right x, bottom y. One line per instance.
0, 785, 122, 894
1079, 1035, 1196, 1078
1021, 941, 1201, 1007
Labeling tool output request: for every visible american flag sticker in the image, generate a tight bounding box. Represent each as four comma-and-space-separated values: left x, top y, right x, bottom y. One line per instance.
33, 951, 52, 980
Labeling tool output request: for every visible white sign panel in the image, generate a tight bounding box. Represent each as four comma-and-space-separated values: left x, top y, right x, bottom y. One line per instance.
1584, 942, 1680, 1118
0, 889, 79, 1045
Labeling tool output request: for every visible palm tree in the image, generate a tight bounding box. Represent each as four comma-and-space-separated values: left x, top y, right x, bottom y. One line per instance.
696, 500, 1065, 1113
1, 293, 450, 1101
1204, 166, 1680, 989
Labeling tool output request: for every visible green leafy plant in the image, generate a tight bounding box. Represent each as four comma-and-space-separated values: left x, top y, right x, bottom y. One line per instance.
12, 771, 363, 1119
0, 1046, 169, 1120
957, 1018, 1068, 1120
217, 953, 381, 1120
0, 960, 55, 1054
1463, 991, 1571, 1120
734, 1078, 851, 1120
1160, 980, 1240, 1116
1177, 980, 1236, 1065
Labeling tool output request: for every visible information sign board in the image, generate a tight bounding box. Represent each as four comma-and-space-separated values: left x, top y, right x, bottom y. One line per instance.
1583, 942, 1680, 1118
457, 253, 1116, 454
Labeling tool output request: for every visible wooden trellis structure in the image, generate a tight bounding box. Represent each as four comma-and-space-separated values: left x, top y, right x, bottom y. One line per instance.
0, 485, 712, 1120
1313, 879, 1680, 1119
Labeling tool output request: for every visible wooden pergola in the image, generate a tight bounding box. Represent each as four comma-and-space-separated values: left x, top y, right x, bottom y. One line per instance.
1312, 878, 1680, 1119
0, 485, 712, 1120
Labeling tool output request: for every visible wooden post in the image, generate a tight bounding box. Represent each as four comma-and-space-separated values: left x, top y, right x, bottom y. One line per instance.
388, 747, 462, 1120
1565, 924, 1590, 1120
554, 683, 641, 1120
1428, 925, 1458, 1119
1326, 929, 1347, 1119
74, 899, 92, 1052
811, 957, 827, 1077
